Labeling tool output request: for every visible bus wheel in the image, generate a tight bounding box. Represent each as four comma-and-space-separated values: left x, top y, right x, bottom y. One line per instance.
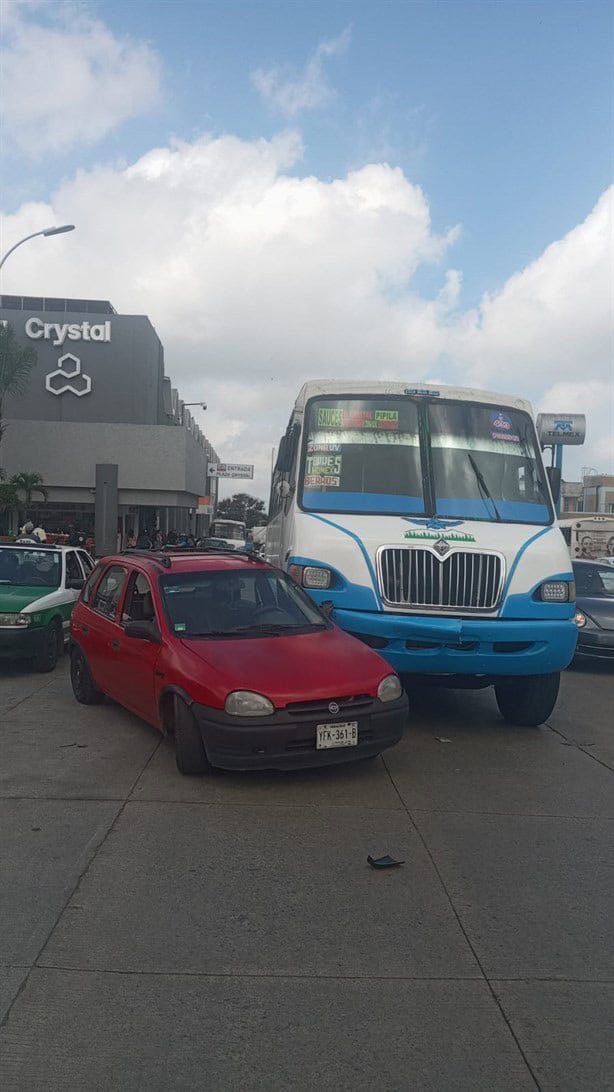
494, 672, 560, 727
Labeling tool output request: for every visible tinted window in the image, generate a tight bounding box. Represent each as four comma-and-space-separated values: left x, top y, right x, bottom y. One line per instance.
573, 563, 614, 597
159, 568, 325, 637
91, 565, 128, 620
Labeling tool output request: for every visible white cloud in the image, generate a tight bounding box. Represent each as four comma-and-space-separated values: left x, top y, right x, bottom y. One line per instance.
0, 3, 161, 157
252, 28, 351, 117
0, 132, 611, 500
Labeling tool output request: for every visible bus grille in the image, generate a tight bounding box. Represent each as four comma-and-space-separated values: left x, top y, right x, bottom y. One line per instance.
378, 548, 504, 612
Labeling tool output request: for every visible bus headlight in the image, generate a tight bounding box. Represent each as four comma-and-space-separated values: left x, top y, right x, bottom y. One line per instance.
539, 581, 575, 602
303, 567, 332, 589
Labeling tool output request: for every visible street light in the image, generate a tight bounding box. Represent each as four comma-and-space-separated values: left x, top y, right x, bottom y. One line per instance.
180, 401, 207, 424
0, 224, 75, 272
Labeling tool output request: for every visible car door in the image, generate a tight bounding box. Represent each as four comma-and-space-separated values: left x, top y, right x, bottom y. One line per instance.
85, 563, 130, 698
115, 570, 162, 726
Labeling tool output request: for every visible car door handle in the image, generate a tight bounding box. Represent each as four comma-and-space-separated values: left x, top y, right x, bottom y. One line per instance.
111, 640, 120, 650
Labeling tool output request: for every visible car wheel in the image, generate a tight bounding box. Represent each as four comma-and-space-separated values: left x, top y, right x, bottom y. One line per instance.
173, 696, 211, 776
494, 672, 560, 727
33, 620, 62, 673
70, 645, 104, 705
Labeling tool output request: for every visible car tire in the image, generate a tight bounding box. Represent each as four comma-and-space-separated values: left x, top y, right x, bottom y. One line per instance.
173, 696, 211, 775
33, 620, 62, 673
494, 672, 560, 727
70, 645, 104, 704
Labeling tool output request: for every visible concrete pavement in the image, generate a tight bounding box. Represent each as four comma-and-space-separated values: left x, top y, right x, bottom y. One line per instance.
0, 659, 612, 1090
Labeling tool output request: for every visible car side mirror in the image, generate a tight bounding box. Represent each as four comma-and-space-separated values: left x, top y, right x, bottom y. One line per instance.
67, 577, 85, 590
124, 619, 161, 643
546, 465, 561, 503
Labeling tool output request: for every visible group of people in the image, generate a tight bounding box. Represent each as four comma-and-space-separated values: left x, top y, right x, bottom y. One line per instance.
14, 522, 92, 548
125, 528, 199, 551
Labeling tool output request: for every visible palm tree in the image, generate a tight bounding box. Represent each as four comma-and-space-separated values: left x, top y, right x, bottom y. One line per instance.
0, 322, 38, 464
10, 471, 48, 527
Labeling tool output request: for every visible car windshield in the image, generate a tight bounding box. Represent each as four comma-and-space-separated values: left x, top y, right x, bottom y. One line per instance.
0, 547, 62, 588
573, 563, 614, 598
300, 396, 552, 525
159, 567, 328, 637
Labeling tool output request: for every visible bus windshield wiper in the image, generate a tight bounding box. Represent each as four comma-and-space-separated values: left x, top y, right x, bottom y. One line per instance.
466, 453, 502, 522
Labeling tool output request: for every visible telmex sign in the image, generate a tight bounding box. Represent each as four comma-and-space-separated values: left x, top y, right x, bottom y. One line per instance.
536, 413, 586, 447
25, 317, 112, 347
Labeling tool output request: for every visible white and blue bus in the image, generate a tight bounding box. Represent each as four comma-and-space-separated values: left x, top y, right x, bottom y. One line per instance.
266, 381, 578, 726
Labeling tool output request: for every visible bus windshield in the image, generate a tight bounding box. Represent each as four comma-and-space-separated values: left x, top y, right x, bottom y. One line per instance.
210, 521, 246, 542
300, 396, 552, 525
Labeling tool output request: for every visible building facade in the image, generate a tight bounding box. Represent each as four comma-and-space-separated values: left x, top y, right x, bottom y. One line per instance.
0, 295, 219, 548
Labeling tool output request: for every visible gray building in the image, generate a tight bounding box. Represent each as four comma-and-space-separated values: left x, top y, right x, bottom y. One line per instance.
0, 295, 219, 549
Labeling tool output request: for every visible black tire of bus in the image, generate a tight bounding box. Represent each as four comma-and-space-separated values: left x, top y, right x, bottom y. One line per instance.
494, 672, 560, 727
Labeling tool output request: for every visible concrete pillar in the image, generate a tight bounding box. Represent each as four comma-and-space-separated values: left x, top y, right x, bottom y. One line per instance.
95, 464, 119, 558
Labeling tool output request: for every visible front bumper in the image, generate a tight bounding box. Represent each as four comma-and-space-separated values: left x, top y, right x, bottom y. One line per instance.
333, 609, 578, 676
0, 626, 45, 660
192, 693, 408, 771
575, 629, 614, 661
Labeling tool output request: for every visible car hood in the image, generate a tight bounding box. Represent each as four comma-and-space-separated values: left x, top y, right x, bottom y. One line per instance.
577, 595, 614, 631
180, 626, 391, 706
0, 585, 51, 612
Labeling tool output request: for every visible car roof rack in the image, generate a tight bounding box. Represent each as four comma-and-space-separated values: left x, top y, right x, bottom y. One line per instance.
120, 548, 266, 568
3, 542, 61, 550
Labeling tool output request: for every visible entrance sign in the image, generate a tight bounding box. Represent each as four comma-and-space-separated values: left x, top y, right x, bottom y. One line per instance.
208, 463, 254, 479
536, 413, 586, 446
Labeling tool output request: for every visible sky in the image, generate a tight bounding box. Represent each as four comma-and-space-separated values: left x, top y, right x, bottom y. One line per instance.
0, 0, 612, 501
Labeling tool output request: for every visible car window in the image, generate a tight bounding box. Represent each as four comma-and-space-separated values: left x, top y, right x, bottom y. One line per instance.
82, 564, 102, 605
573, 564, 614, 598
159, 568, 326, 637
66, 551, 83, 585
91, 565, 129, 620
122, 571, 157, 624
78, 550, 94, 576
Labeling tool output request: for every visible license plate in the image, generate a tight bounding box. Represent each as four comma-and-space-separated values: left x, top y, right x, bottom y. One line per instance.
316, 721, 358, 750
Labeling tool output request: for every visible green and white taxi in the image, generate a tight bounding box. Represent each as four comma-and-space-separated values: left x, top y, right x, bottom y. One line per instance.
0, 544, 95, 672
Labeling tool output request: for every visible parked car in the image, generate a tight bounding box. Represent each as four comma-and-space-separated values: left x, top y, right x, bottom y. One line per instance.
69, 550, 408, 774
0, 543, 94, 671
572, 560, 614, 661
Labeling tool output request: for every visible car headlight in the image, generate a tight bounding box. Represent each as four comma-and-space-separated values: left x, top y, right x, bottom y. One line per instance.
539, 581, 575, 602
0, 613, 31, 627
225, 690, 275, 717
377, 674, 403, 703
575, 611, 586, 628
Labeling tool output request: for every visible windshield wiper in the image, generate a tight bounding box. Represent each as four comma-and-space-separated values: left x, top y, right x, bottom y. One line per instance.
466, 453, 502, 522
234, 623, 324, 636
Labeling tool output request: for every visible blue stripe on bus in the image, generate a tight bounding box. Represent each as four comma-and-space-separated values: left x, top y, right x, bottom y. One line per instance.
305, 513, 383, 608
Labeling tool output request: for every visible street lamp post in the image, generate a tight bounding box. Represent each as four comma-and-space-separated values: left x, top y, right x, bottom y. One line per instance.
0, 224, 75, 272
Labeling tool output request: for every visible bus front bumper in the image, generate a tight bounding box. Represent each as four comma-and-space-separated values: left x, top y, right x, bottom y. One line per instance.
335, 610, 578, 676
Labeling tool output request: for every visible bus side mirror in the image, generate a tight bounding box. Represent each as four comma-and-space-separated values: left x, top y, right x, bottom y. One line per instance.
546, 466, 561, 503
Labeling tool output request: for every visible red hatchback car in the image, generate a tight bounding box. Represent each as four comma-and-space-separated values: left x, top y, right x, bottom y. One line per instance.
69, 550, 408, 774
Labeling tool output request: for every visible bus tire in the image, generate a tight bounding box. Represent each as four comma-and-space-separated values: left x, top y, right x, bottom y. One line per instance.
494, 672, 560, 727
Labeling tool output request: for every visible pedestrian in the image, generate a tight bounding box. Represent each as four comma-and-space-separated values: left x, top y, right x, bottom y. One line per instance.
126, 529, 137, 549
152, 529, 164, 550
32, 525, 47, 542
15, 521, 39, 544
136, 527, 152, 549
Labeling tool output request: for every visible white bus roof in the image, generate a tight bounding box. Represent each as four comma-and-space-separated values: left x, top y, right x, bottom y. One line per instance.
293, 381, 534, 416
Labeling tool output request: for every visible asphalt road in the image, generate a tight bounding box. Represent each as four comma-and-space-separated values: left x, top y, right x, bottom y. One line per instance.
0, 657, 612, 1091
